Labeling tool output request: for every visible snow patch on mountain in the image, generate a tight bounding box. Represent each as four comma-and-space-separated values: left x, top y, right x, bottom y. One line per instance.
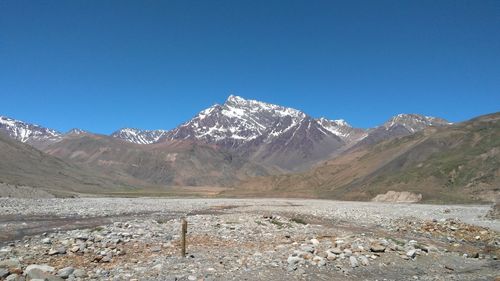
111, 128, 168, 144
66, 128, 87, 135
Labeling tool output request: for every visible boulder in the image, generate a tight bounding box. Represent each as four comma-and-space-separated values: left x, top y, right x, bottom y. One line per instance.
371, 191, 422, 203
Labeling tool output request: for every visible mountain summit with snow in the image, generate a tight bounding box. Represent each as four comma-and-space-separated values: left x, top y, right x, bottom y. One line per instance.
159, 95, 358, 170
163, 95, 306, 145
383, 114, 451, 133
0, 116, 62, 147
1, 95, 452, 171
350, 113, 452, 149
111, 128, 168, 144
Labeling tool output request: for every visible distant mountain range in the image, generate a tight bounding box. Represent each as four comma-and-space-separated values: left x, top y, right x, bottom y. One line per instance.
0, 95, 451, 171
2, 95, 496, 203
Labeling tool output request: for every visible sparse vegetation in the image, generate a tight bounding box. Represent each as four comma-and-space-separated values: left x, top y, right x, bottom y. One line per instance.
290, 217, 307, 225
270, 219, 288, 228
92, 226, 104, 232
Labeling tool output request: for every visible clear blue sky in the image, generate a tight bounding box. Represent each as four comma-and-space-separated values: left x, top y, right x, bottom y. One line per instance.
1, 0, 498, 134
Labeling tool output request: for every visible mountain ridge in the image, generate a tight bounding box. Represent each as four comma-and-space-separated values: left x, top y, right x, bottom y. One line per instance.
1, 95, 452, 172
228, 112, 499, 203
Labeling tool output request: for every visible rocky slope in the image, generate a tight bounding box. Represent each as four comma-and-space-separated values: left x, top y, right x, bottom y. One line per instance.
0, 132, 142, 196
111, 96, 448, 171
161, 96, 356, 170
233, 112, 499, 203
350, 114, 451, 150
43, 133, 271, 187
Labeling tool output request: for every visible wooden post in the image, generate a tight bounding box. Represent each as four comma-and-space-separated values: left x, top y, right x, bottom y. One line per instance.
181, 218, 187, 257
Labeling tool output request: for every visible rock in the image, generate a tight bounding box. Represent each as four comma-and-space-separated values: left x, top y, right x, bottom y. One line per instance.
300, 245, 315, 253
370, 244, 386, 253
150, 245, 161, 252
48, 247, 66, 255
349, 256, 359, 268
5, 273, 20, 281
42, 238, 52, 244
152, 264, 163, 271
72, 269, 87, 278
371, 191, 422, 203
343, 249, 352, 257
69, 246, 80, 253
25, 264, 55, 274
0, 268, 9, 278
0, 247, 12, 253
48, 249, 58, 255
330, 248, 343, 255
326, 251, 337, 261
57, 267, 75, 279
27, 268, 64, 281
359, 255, 369, 266
0, 259, 21, 271
406, 249, 417, 259
312, 256, 326, 266
287, 256, 303, 265
76, 234, 89, 241
310, 238, 320, 246
379, 239, 390, 246
467, 252, 480, 259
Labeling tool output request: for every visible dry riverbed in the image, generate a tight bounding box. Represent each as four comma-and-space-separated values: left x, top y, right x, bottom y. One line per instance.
0, 198, 498, 281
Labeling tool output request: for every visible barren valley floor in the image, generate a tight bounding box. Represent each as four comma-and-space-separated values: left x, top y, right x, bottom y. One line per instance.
0, 198, 498, 280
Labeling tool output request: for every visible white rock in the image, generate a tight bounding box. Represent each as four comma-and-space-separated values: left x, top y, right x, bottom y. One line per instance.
359, 255, 369, 266
25, 264, 55, 274
310, 238, 320, 246
287, 256, 303, 265
407, 249, 417, 259
350, 256, 359, 267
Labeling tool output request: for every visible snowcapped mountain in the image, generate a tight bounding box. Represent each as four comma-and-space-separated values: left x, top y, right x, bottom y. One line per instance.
163, 95, 306, 145
1, 97, 452, 171
111, 128, 168, 144
161, 95, 351, 170
316, 118, 367, 142
351, 113, 451, 149
383, 114, 451, 132
0, 115, 62, 147
66, 128, 88, 135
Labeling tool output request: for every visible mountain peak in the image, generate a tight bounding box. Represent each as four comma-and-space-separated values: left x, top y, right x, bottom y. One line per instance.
0, 115, 62, 145
111, 128, 168, 144
384, 113, 451, 132
226, 94, 246, 104
318, 117, 351, 128
66, 128, 87, 135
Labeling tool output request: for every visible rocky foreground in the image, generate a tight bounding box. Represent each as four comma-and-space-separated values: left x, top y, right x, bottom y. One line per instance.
0, 198, 499, 281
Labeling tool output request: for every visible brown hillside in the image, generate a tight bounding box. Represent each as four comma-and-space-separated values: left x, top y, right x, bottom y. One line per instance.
230, 112, 500, 203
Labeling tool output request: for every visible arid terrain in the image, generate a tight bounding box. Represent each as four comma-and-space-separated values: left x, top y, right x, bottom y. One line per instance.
1, 198, 498, 281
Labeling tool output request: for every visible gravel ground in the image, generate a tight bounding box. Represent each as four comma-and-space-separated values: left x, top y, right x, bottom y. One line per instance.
0, 198, 498, 281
